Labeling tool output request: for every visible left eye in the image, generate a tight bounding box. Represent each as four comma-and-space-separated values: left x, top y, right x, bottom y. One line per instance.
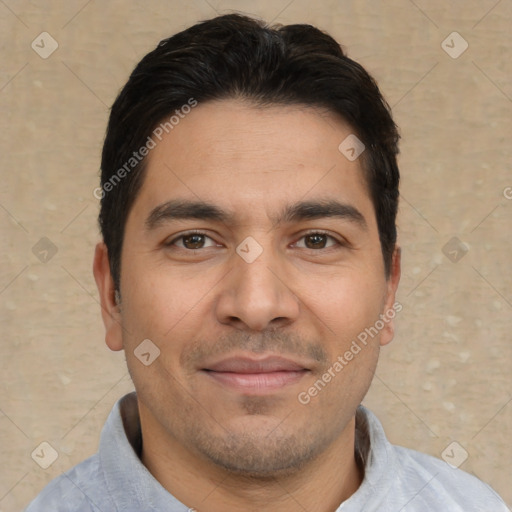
171, 233, 217, 250
295, 233, 338, 250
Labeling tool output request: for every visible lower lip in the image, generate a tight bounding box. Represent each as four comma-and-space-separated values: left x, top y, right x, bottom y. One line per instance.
204, 370, 308, 393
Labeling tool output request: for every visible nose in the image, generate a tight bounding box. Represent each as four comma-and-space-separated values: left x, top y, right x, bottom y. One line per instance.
215, 243, 300, 332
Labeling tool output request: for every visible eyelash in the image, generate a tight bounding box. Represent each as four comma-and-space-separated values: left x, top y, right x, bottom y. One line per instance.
166, 230, 344, 251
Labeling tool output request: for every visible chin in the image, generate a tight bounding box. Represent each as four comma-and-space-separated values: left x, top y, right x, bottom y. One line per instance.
192, 423, 327, 480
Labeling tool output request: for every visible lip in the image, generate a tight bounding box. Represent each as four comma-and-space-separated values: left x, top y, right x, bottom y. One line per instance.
206, 356, 307, 373
202, 355, 310, 394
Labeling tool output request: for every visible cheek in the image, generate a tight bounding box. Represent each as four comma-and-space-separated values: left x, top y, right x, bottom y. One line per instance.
301, 269, 387, 343
119, 251, 227, 357
122, 276, 197, 338
118, 270, 204, 395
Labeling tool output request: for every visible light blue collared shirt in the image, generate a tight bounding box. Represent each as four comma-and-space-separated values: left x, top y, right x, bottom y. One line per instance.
25, 392, 509, 511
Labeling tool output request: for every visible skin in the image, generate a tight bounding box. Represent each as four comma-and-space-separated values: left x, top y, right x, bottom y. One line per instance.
93, 99, 401, 512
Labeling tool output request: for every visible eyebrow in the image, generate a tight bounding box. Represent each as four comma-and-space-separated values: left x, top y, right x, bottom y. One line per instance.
145, 198, 367, 231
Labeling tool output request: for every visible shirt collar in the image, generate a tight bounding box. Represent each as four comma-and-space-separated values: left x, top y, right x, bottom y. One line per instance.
99, 392, 396, 511
99, 392, 187, 511
339, 405, 397, 510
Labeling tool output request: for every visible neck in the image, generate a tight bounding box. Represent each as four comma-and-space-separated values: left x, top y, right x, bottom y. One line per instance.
139, 405, 363, 512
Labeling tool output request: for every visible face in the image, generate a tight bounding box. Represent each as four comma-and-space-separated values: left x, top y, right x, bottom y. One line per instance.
94, 99, 400, 477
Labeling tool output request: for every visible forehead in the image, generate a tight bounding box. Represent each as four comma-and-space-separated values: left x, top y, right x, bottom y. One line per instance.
129, 99, 375, 229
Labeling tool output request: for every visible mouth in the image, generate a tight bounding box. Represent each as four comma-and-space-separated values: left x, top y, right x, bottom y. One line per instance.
201, 355, 310, 394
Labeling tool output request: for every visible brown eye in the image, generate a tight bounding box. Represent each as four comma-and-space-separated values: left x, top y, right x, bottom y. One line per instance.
296, 232, 338, 250
168, 232, 218, 250
304, 233, 329, 249
182, 234, 206, 249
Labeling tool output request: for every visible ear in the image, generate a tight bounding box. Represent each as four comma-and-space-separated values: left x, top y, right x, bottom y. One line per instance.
93, 241, 124, 351
379, 245, 401, 347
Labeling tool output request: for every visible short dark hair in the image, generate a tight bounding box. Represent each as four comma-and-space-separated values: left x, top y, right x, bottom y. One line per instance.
99, 13, 400, 291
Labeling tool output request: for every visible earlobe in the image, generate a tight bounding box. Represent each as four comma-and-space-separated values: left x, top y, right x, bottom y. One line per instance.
92, 241, 124, 351
380, 245, 401, 347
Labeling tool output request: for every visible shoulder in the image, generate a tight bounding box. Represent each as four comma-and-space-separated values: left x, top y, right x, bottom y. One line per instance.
353, 407, 509, 511
391, 445, 508, 511
24, 454, 113, 512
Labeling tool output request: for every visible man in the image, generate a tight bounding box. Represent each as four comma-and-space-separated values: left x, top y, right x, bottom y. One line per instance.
26, 13, 508, 512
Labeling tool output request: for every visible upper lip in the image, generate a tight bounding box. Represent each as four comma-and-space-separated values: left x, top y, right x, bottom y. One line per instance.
203, 355, 309, 374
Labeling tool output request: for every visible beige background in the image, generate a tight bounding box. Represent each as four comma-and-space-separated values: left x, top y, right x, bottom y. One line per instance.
1, 1, 511, 510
